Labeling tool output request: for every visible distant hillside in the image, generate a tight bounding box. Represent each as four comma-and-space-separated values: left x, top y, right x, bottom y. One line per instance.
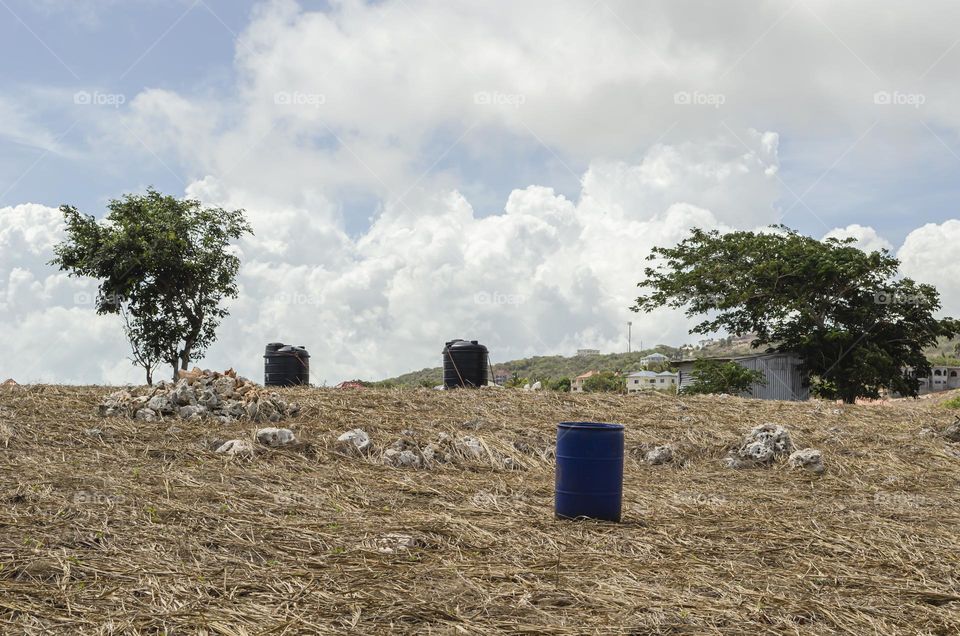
378, 335, 960, 386
380, 344, 718, 387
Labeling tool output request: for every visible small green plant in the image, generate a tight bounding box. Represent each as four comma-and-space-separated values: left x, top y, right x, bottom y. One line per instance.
680, 359, 767, 396
942, 395, 960, 409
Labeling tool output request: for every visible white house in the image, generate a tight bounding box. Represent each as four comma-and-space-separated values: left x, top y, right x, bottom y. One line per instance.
626, 370, 678, 393
640, 352, 669, 367
923, 365, 960, 393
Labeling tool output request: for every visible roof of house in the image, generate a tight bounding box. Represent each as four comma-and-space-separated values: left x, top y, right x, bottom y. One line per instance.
574, 370, 600, 380
641, 352, 668, 359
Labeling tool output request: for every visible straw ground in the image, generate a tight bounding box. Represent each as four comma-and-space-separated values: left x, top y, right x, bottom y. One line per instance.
1, 385, 959, 634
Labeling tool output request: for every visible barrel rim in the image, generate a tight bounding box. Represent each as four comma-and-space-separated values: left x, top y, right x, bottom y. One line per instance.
557, 421, 624, 431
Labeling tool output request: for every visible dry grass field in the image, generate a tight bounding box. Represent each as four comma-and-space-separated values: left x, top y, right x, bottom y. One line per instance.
1, 385, 959, 635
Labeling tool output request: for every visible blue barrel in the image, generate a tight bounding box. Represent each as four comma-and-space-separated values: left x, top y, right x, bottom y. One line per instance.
555, 422, 625, 522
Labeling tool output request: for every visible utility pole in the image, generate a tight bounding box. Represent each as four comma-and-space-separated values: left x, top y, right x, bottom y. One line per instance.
627, 321, 632, 353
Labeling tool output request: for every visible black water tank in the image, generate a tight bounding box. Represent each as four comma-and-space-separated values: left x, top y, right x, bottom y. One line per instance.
442, 339, 488, 388
264, 343, 310, 387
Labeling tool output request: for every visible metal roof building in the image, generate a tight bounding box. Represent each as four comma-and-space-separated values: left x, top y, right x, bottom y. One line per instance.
675, 352, 809, 401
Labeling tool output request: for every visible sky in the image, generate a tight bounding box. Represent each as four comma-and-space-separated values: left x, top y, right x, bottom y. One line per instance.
1, 0, 959, 385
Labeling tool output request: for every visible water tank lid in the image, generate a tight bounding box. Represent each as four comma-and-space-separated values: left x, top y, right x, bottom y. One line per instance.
443, 339, 487, 352
277, 345, 310, 358
265, 342, 285, 353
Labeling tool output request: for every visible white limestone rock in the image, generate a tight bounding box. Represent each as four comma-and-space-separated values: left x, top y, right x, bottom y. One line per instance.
216, 439, 254, 456
384, 448, 422, 468
645, 445, 675, 466
134, 408, 157, 422
726, 423, 795, 468
256, 427, 296, 447
336, 428, 372, 455
788, 448, 825, 475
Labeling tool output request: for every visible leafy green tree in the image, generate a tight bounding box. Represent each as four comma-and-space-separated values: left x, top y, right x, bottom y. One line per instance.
51, 188, 252, 383
634, 226, 957, 403
582, 371, 625, 393
546, 377, 571, 392
680, 359, 767, 396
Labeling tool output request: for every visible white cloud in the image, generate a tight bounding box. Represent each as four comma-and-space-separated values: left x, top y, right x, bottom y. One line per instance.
823, 224, 894, 253
0, 133, 778, 383
898, 220, 960, 317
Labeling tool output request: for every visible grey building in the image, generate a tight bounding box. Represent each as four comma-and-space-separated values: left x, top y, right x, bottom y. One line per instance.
676, 352, 809, 401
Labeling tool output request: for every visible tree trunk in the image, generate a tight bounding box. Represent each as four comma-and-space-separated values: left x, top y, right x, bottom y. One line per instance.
145, 366, 153, 386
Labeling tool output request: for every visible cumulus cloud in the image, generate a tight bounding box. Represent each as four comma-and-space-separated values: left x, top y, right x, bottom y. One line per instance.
823, 224, 894, 253
898, 220, 960, 316
1, 132, 778, 384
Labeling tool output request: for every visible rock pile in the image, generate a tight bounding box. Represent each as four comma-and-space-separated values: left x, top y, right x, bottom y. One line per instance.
98, 368, 300, 423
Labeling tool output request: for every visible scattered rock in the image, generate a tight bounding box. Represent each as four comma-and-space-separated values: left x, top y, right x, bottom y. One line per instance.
461, 418, 486, 430
371, 532, 424, 553
726, 423, 795, 468
384, 448, 422, 468
256, 427, 297, 447
336, 428, 372, 455
645, 445, 674, 466
457, 436, 485, 459
215, 439, 254, 456
134, 408, 157, 422
789, 448, 825, 475
0, 422, 12, 446
943, 417, 960, 443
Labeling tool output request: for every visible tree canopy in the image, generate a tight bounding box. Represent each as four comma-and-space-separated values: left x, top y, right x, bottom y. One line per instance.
51, 188, 252, 383
633, 226, 957, 402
